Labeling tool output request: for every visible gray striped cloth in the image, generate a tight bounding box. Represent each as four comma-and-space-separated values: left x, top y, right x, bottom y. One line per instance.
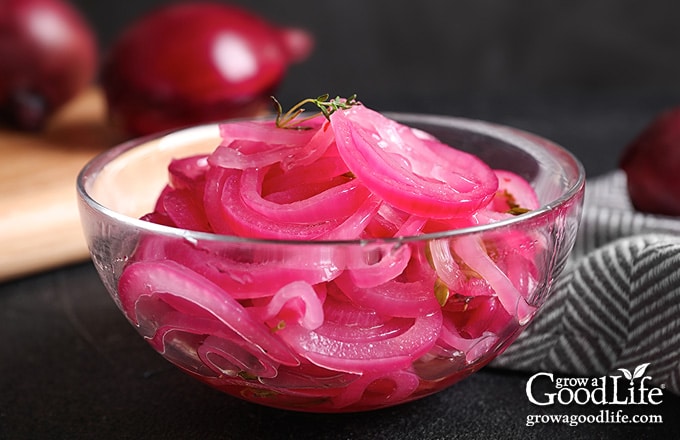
492, 171, 680, 394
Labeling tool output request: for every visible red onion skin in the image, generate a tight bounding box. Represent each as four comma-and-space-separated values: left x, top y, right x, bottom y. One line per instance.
0, 0, 97, 131
102, 2, 314, 138
620, 107, 680, 217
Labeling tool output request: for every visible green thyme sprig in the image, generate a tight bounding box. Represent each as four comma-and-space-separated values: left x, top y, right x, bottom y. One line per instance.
272, 94, 360, 129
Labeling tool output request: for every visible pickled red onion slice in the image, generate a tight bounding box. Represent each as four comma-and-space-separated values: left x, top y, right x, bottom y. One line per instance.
210, 139, 306, 169
208, 167, 343, 239
248, 280, 325, 330
277, 304, 442, 374
335, 251, 440, 318
198, 334, 280, 379
168, 154, 210, 190
133, 302, 281, 379
153, 329, 223, 377
133, 235, 344, 299
442, 295, 513, 337
280, 118, 336, 170
364, 203, 411, 237
262, 155, 350, 196
317, 194, 383, 241
333, 274, 440, 318
331, 105, 498, 218
321, 292, 391, 328
219, 119, 322, 145
209, 117, 331, 170
202, 165, 235, 234
332, 369, 421, 409
490, 169, 540, 213
344, 243, 412, 289
451, 236, 535, 323
438, 318, 499, 364
161, 187, 212, 232
263, 175, 354, 205
240, 166, 371, 223
118, 260, 299, 366
427, 238, 496, 297
258, 361, 357, 396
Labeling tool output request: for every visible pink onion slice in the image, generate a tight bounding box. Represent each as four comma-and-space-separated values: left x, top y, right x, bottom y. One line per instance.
438, 316, 500, 364
277, 303, 443, 374
343, 243, 412, 289
168, 154, 210, 190
279, 118, 336, 170
198, 334, 280, 379
125, 294, 282, 380
427, 238, 496, 297
177, 243, 342, 300
218, 119, 323, 145
321, 292, 391, 328
332, 369, 421, 409
364, 203, 411, 238
262, 175, 353, 205
262, 154, 350, 196
442, 295, 512, 336
317, 193, 383, 241
258, 361, 357, 395
334, 250, 440, 318
333, 274, 440, 319
248, 280, 325, 331
209, 117, 330, 170
161, 187, 212, 232
451, 236, 535, 323
330, 105, 498, 219
211, 167, 345, 239
210, 139, 300, 170
132, 235, 344, 299
130, 299, 282, 379
239, 166, 371, 223
118, 259, 299, 366
489, 169, 540, 213
158, 156, 212, 232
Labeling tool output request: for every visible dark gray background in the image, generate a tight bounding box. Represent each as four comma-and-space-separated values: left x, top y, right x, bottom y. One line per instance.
73, 0, 680, 98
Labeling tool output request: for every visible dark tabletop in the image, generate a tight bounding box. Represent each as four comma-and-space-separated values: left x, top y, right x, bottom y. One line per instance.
3, 1, 680, 439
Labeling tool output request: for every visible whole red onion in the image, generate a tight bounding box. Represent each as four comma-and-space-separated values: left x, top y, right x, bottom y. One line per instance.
0, 0, 97, 131
620, 107, 680, 217
101, 2, 314, 138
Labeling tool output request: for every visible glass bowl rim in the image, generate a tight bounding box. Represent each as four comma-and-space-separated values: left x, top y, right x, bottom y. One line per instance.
76, 112, 586, 246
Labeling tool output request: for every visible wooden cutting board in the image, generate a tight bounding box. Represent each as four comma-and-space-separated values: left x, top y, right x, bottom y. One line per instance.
0, 88, 117, 282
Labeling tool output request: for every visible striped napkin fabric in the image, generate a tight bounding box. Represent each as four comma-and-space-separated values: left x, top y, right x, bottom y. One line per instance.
492, 170, 680, 394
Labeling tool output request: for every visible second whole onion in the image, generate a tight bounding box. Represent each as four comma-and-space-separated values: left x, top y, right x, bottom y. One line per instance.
619, 107, 680, 217
101, 2, 315, 138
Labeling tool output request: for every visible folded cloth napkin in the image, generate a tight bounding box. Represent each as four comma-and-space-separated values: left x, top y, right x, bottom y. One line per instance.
492, 170, 680, 394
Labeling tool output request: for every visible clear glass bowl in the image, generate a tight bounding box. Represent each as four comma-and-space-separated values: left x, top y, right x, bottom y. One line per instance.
77, 113, 585, 413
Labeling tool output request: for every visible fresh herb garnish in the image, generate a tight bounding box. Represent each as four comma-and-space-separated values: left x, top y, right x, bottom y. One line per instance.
272, 94, 360, 129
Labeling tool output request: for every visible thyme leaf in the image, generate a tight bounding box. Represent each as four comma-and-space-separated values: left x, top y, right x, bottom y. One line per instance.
272, 94, 360, 129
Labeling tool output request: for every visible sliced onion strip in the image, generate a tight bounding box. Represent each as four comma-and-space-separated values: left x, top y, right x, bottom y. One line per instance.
118, 260, 299, 366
